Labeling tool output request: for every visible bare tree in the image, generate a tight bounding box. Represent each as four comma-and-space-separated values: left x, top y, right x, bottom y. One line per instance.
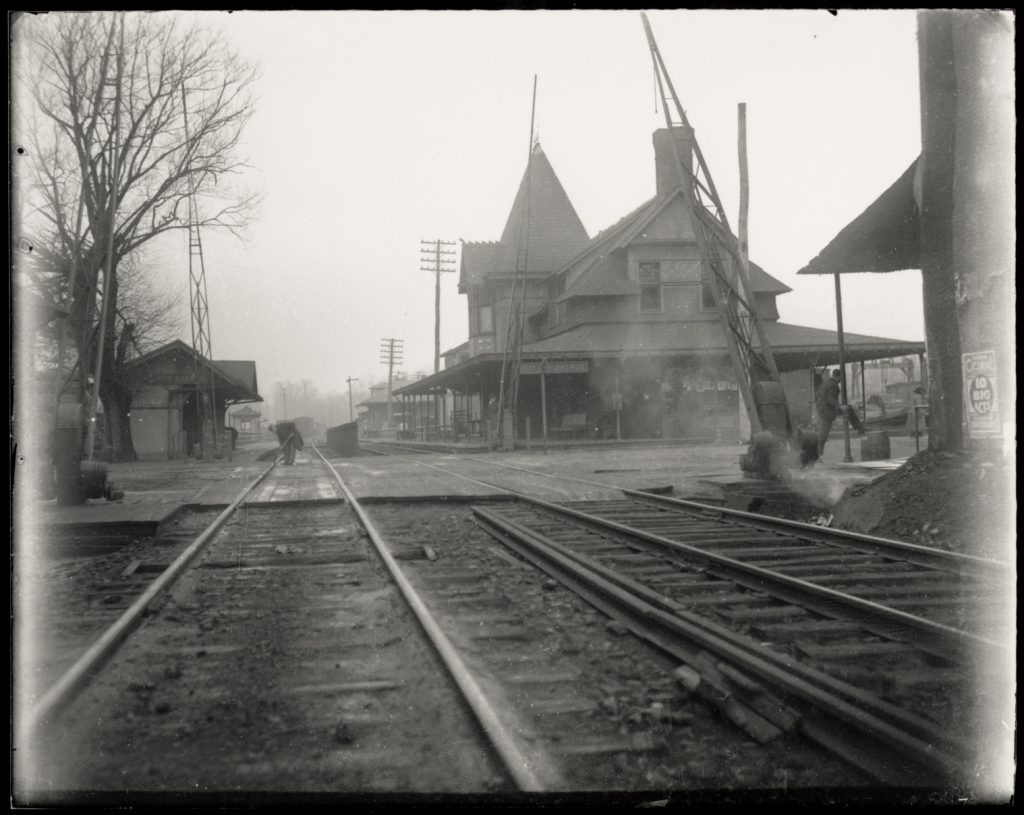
14, 11, 259, 459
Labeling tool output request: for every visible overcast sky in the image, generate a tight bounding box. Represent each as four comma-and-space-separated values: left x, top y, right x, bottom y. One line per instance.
23, 9, 929, 411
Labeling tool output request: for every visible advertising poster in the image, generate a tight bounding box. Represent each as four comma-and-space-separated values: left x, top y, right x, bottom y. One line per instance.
962, 350, 1001, 438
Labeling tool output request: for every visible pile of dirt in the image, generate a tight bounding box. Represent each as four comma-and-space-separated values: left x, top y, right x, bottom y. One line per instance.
830, 449, 1015, 561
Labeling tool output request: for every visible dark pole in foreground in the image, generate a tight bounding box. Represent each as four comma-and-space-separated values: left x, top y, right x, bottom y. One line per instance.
833, 269, 853, 462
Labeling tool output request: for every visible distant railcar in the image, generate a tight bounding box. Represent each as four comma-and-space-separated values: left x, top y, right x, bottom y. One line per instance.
293, 416, 316, 439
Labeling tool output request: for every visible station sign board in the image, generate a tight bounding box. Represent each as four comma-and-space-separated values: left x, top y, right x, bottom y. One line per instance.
519, 360, 590, 375
962, 350, 1001, 439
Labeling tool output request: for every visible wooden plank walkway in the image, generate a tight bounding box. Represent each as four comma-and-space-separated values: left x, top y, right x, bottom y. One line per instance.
245, 454, 341, 505
328, 457, 504, 501
38, 450, 341, 535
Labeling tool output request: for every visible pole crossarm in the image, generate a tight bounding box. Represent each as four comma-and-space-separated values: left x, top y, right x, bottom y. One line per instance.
379, 338, 404, 429
420, 239, 457, 375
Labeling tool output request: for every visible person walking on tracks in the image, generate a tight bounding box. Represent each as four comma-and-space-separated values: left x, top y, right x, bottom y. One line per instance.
272, 421, 304, 465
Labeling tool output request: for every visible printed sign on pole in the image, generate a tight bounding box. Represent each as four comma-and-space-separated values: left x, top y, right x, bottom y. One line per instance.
962, 350, 1001, 439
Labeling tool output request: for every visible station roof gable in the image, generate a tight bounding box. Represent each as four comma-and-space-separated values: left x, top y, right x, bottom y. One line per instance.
554, 189, 791, 296
123, 339, 262, 403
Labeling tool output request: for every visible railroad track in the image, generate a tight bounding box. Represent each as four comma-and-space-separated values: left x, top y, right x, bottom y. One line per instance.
25, 447, 859, 796
19, 452, 540, 793
350, 443, 1012, 787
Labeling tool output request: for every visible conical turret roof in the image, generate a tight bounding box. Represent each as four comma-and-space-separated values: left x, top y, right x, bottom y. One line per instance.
498, 143, 590, 274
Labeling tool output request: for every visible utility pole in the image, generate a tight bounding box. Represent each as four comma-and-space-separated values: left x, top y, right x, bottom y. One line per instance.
347, 377, 360, 423
420, 240, 457, 374
379, 338, 403, 430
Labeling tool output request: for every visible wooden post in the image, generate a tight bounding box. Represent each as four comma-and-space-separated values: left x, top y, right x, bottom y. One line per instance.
833, 270, 853, 462
809, 365, 817, 431
713, 363, 720, 441
615, 364, 622, 442
540, 360, 548, 455
860, 361, 868, 424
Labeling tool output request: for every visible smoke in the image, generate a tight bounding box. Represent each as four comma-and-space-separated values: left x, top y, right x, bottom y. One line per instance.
784, 466, 871, 508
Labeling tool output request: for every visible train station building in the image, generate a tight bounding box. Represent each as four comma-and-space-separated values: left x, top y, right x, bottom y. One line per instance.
123, 340, 262, 459
395, 127, 925, 445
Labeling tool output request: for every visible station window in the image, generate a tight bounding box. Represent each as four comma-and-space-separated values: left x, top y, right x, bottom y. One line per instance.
478, 305, 493, 334
639, 261, 663, 312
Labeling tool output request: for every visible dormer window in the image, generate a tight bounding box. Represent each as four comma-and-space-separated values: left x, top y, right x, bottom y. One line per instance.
638, 261, 663, 312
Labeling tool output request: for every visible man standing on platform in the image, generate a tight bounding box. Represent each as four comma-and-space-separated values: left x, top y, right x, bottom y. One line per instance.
815, 370, 842, 456
816, 368, 865, 455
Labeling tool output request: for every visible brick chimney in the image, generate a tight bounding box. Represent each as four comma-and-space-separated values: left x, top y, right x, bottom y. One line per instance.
653, 126, 695, 195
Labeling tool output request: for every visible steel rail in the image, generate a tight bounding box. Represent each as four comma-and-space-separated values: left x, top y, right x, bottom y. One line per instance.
472, 504, 963, 785
358, 444, 983, 783
365, 440, 1008, 579
504, 495, 1002, 662
351, 445, 1000, 661
23, 458, 281, 737
312, 447, 554, 792
624, 489, 1007, 580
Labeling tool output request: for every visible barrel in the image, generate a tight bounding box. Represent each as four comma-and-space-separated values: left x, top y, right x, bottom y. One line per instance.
860, 430, 891, 461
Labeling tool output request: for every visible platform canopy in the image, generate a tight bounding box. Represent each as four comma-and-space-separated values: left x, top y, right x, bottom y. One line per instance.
395, 320, 925, 397
798, 159, 921, 276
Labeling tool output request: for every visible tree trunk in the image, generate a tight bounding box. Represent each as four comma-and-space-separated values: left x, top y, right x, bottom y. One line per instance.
102, 383, 137, 462
917, 11, 964, 452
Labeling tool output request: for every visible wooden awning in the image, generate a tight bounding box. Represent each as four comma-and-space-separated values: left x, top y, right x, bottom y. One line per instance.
798, 159, 921, 276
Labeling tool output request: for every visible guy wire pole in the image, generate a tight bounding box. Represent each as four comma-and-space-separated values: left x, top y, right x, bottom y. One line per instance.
496, 74, 537, 448
738, 103, 749, 274
86, 12, 125, 461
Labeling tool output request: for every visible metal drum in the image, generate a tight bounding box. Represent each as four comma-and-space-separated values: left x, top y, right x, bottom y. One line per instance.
751, 381, 788, 437
860, 430, 891, 461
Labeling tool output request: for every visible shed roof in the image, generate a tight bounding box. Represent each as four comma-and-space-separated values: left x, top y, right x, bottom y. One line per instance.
798, 159, 920, 276
124, 339, 262, 403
